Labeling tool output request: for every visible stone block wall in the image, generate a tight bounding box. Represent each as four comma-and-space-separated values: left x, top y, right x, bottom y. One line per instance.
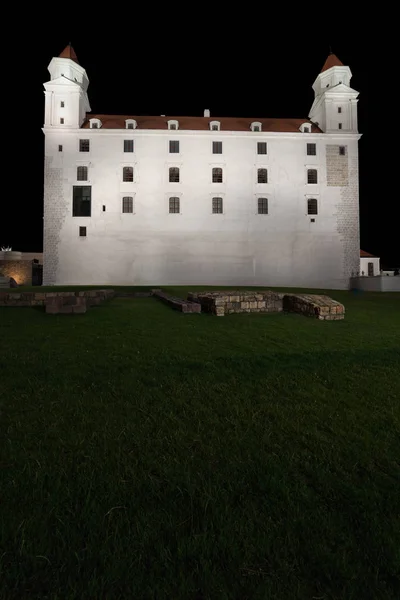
282, 294, 345, 320
188, 291, 284, 316
0, 289, 114, 307
0, 260, 32, 285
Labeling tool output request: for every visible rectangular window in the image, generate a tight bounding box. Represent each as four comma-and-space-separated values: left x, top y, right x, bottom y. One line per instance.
77, 166, 88, 181
169, 167, 180, 182
307, 198, 318, 215
123, 167, 134, 182
212, 197, 223, 214
79, 139, 90, 152
122, 196, 133, 213
58, 145, 63, 152
127, 123, 134, 129
338, 123, 342, 130
169, 140, 180, 153
169, 197, 180, 213
124, 140, 134, 152
79, 226, 87, 237
61, 101, 65, 108
212, 141, 222, 154
102, 205, 106, 212
307, 143, 316, 156
339, 146, 346, 155
257, 168, 268, 184
258, 198, 268, 214
257, 142, 267, 155
307, 169, 318, 184
73, 186, 91, 217
60, 118, 64, 124
212, 168, 223, 183
338, 107, 342, 113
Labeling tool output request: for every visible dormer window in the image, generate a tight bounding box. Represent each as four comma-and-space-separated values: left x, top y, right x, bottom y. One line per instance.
125, 119, 137, 130
300, 123, 311, 133
209, 121, 220, 131
251, 122, 262, 132
89, 118, 102, 129
168, 120, 179, 130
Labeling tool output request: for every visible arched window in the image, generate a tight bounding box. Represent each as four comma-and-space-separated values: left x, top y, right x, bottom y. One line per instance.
307, 198, 318, 215
212, 197, 223, 214
300, 123, 311, 133
307, 169, 318, 184
210, 121, 220, 131
123, 167, 134, 182
251, 121, 262, 132
169, 167, 180, 182
169, 197, 180, 213
77, 166, 88, 181
257, 168, 268, 183
212, 168, 223, 183
168, 120, 179, 130
89, 118, 102, 129
125, 119, 137, 130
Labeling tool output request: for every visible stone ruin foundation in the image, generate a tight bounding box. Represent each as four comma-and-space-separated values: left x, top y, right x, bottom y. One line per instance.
187, 290, 344, 320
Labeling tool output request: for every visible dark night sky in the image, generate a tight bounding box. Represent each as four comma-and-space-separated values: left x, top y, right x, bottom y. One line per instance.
4, 23, 396, 267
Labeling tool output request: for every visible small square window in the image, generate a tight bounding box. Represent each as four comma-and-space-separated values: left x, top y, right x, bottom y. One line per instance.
58, 145, 63, 152
257, 142, 267, 155
213, 141, 222, 154
127, 123, 134, 129
310, 218, 315, 223
91, 123, 98, 129
253, 126, 260, 132
304, 127, 310, 133
79, 226, 87, 237
307, 143, 316, 156
124, 140, 134, 152
79, 139, 90, 152
60, 118, 64, 124
61, 101, 64, 108
338, 123, 342, 130
169, 123, 177, 130
338, 107, 342, 113
339, 146, 346, 156
169, 140, 180, 153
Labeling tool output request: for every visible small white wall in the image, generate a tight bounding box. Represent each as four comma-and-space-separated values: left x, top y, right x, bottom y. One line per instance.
360, 256, 380, 276
350, 276, 400, 292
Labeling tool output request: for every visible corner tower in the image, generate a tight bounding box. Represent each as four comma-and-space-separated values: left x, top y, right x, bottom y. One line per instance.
309, 53, 359, 133
43, 44, 91, 128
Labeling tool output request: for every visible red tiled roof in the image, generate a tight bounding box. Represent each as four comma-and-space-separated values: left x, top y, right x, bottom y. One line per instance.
59, 44, 79, 64
321, 53, 344, 73
82, 115, 322, 132
360, 250, 377, 258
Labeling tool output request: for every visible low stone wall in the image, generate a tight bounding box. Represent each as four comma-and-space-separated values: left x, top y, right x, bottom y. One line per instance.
154, 291, 201, 313
0, 289, 114, 307
0, 260, 32, 285
188, 290, 284, 316
283, 294, 344, 320
188, 290, 344, 320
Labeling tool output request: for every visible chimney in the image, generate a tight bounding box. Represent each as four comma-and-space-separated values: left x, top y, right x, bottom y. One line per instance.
204, 109, 210, 117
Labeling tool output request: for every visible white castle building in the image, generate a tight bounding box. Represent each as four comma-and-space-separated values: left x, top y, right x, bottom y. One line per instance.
43, 45, 361, 288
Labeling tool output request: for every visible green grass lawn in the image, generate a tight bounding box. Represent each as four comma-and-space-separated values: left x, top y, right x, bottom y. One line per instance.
1, 289, 399, 599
